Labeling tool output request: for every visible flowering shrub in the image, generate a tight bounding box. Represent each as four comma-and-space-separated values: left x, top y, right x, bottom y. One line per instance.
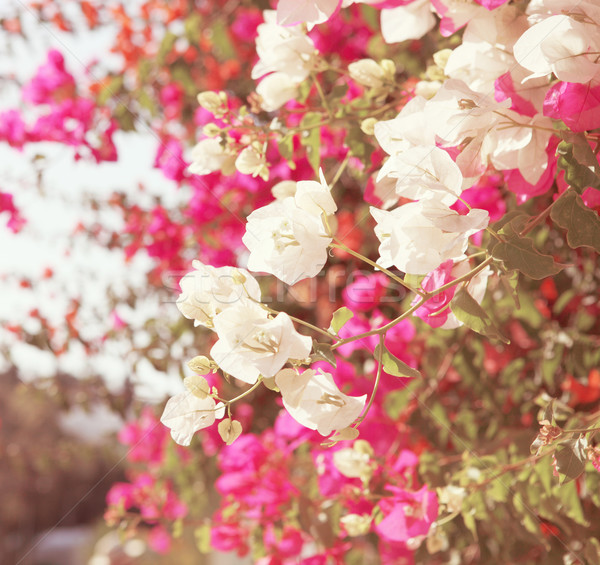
4, 0, 600, 563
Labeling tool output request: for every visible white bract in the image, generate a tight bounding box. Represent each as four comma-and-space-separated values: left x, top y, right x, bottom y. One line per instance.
235, 146, 269, 180
376, 145, 464, 206
243, 171, 336, 284
210, 303, 312, 384
161, 391, 225, 446
371, 201, 489, 275
188, 138, 236, 176
256, 72, 300, 111
275, 368, 367, 436
513, 15, 600, 84
276, 0, 340, 28
444, 5, 525, 93
252, 11, 317, 83
380, 0, 436, 44
348, 59, 395, 91
177, 261, 261, 328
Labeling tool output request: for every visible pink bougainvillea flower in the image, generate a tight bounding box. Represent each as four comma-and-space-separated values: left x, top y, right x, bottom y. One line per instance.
543, 80, 600, 133
375, 484, 438, 543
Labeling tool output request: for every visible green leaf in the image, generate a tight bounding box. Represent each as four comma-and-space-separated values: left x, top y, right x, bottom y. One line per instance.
345, 125, 374, 163
329, 83, 349, 101
311, 340, 337, 368
184, 13, 202, 42
557, 131, 600, 193
491, 224, 565, 280
550, 190, 600, 252
450, 288, 510, 344
462, 511, 478, 540
300, 112, 322, 175
328, 307, 354, 335
278, 134, 295, 165
585, 538, 600, 565
499, 269, 521, 309
555, 435, 588, 484
490, 210, 530, 234
194, 523, 212, 553
556, 478, 590, 526
157, 31, 177, 63
374, 344, 421, 379
383, 380, 419, 419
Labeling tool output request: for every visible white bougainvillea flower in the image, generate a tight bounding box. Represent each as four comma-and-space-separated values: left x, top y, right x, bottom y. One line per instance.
373, 96, 432, 155
348, 58, 395, 90
177, 261, 261, 328
161, 391, 225, 446
513, 15, 600, 84
275, 368, 366, 436
210, 303, 312, 384
242, 176, 336, 284
188, 138, 236, 176
252, 11, 317, 83
376, 145, 464, 206
277, 0, 341, 28
487, 111, 553, 185
294, 168, 337, 218
371, 201, 489, 275
443, 5, 525, 93
235, 146, 269, 180
380, 0, 436, 44
256, 71, 300, 111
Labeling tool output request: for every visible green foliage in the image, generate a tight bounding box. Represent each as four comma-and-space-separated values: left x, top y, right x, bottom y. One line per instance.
450, 287, 509, 343
300, 112, 322, 175
328, 306, 354, 334
490, 223, 565, 280
551, 190, 600, 252
374, 344, 422, 378
557, 131, 600, 192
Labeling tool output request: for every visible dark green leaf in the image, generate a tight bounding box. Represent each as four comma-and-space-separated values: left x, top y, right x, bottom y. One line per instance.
585, 538, 600, 565
311, 340, 337, 368
557, 131, 600, 193
374, 344, 421, 378
550, 190, 600, 252
450, 288, 510, 343
555, 436, 588, 484
491, 225, 565, 280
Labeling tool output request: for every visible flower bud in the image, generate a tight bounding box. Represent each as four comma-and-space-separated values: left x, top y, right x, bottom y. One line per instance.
360, 117, 377, 135
348, 58, 385, 89
183, 374, 211, 399
197, 91, 227, 117
271, 180, 297, 200
235, 146, 269, 180
433, 48, 452, 71
340, 514, 372, 537
218, 418, 243, 445
202, 123, 222, 137
187, 355, 214, 374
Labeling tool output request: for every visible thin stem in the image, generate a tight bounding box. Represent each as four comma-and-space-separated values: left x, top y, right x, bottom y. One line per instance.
331, 153, 350, 186
330, 240, 425, 297
312, 74, 331, 115
563, 426, 600, 434
354, 334, 384, 427
259, 302, 335, 341
332, 256, 494, 350
427, 256, 493, 297
226, 379, 263, 405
